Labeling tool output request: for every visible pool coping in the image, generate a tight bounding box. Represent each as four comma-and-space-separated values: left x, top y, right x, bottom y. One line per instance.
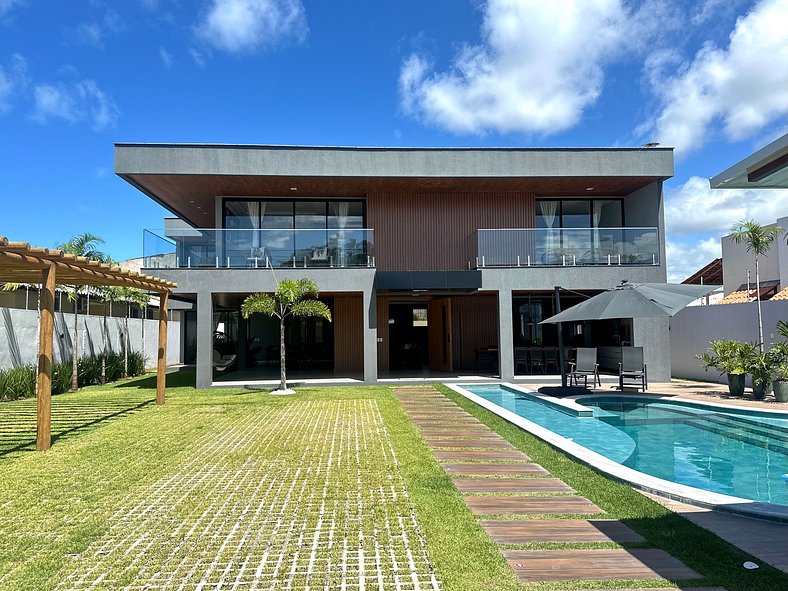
446, 383, 788, 524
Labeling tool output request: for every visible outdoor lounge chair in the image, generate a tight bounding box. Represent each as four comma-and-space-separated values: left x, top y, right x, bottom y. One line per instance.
618, 346, 647, 391
568, 347, 601, 388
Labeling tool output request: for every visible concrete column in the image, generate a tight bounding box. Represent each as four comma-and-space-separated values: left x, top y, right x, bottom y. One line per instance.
363, 289, 378, 384
497, 288, 514, 382
632, 316, 670, 382
196, 291, 214, 389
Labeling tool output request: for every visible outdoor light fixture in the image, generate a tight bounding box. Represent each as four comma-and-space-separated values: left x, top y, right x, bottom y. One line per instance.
290, 187, 298, 191
586, 187, 594, 191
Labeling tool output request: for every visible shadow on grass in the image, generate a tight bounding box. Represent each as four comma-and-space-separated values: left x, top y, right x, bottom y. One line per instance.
0, 394, 157, 459
111, 368, 197, 390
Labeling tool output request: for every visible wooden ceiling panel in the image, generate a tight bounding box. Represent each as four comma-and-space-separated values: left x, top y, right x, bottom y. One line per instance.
124, 174, 662, 228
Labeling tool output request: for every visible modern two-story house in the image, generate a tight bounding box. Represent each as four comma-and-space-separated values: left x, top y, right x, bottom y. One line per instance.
115, 144, 672, 388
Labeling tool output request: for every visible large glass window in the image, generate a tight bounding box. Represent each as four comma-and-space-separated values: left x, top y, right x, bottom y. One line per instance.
535, 199, 623, 228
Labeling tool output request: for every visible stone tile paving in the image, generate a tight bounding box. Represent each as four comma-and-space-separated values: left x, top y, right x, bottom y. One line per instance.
54, 399, 441, 591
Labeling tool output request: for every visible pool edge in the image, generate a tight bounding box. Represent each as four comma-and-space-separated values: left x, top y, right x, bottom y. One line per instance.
446, 382, 788, 524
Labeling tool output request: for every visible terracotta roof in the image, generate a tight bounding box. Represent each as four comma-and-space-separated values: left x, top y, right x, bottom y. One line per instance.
717, 289, 755, 304
771, 286, 788, 301
0, 237, 176, 293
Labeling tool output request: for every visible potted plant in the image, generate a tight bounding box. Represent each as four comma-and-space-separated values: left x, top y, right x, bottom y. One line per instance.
767, 341, 788, 403
698, 339, 756, 397
747, 352, 772, 400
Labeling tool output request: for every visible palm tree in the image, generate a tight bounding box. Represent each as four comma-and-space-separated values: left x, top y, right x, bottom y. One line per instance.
56, 233, 108, 391
241, 278, 332, 393
730, 220, 783, 354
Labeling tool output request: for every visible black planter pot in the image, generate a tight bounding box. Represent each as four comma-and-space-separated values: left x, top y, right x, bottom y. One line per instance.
727, 373, 746, 397
752, 379, 772, 400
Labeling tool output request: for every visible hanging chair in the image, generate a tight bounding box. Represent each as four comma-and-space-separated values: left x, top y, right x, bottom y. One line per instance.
212, 331, 237, 371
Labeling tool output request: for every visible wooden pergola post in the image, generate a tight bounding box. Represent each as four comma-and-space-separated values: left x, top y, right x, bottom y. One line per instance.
156, 290, 169, 405
36, 262, 56, 451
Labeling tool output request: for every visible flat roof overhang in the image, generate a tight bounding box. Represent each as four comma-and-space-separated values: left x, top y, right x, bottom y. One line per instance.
710, 132, 788, 189
115, 143, 674, 227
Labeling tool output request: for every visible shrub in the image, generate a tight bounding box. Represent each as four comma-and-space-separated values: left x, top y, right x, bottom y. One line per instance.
0, 365, 36, 400
103, 352, 124, 382
78, 355, 102, 387
51, 362, 72, 395
127, 351, 146, 377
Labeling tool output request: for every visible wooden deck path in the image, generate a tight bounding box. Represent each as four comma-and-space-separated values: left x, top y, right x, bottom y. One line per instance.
393, 386, 716, 589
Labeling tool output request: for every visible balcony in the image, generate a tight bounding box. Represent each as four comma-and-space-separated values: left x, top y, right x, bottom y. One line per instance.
143, 228, 375, 269
468, 227, 660, 268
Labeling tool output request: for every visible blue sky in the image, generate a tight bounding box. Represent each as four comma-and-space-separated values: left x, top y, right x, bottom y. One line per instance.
2, 0, 787, 281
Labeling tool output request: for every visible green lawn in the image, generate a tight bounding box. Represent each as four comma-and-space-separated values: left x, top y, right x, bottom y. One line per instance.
0, 375, 785, 590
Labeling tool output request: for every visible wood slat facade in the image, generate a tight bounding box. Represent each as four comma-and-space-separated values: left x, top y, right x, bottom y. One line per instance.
332, 294, 364, 374
367, 192, 535, 271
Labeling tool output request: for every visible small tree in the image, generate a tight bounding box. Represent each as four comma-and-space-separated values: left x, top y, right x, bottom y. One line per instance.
730, 220, 782, 354
241, 278, 332, 393
56, 233, 108, 391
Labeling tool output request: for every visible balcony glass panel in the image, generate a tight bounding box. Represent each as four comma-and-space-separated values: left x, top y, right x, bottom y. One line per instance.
470, 227, 660, 268
143, 228, 374, 269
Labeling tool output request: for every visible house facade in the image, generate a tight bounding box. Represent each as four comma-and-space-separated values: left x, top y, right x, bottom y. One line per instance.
115, 144, 672, 388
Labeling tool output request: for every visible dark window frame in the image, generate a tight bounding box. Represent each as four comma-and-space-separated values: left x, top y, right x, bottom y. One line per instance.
535, 198, 625, 228
221, 197, 367, 230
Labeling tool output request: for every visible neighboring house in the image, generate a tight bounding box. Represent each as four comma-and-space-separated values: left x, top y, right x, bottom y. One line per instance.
670, 133, 788, 382
681, 258, 724, 306
115, 143, 672, 388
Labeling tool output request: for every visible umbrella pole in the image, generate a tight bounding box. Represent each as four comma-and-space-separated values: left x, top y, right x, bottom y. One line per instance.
554, 286, 566, 388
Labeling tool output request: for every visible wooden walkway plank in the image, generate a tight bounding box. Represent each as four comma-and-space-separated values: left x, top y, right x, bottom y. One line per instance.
442, 462, 550, 476
453, 477, 574, 493
465, 495, 605, 516
481, 519, 644, 544
425, 439, 514, 449
502, 549, 701, 582
433, 449, 531, 462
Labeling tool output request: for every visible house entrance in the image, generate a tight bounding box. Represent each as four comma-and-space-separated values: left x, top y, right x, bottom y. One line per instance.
387, 299, 453, 373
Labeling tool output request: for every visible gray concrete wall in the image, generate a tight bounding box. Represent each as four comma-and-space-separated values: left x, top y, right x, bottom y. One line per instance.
669, 300, 788, 383
117, 144, 674, 180
0, 307, 182, 371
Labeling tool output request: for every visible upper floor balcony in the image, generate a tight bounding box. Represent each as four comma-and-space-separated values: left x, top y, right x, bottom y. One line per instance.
143, 228, 375, 269
468, 227, 660, 268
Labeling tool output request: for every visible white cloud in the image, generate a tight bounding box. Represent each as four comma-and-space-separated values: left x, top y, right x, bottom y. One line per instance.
399, 0, 671, 136
665, 176, 788, 237
68, 10, 124, 49
159, 47, 174, 68
666, 236, 721, 283
0, 0, 23, 19
32, 80, 119, 130
643, 0, 788, 154
196, 0, 307, 53
0, 53, 28, 113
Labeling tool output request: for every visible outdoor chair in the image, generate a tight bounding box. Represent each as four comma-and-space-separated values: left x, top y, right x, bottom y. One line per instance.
544, 347, 560, 374
568, 347, 601, 388
618, 346, 647, 391
514, 348, 528, 374
528, 347, 544, 374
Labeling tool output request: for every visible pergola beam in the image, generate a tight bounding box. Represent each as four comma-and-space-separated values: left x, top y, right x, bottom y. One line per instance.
0, 236, 177, 451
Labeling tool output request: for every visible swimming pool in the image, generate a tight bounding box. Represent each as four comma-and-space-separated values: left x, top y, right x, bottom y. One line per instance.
452, 383, 788, 518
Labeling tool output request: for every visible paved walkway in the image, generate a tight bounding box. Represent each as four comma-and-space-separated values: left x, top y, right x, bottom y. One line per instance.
394, 386, 722, 590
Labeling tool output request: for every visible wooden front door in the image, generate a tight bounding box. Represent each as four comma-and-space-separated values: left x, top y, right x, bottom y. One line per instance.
428, 298, 453, 372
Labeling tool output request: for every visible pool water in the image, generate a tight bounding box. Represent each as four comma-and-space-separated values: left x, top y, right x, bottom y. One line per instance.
464, 384, 788, 505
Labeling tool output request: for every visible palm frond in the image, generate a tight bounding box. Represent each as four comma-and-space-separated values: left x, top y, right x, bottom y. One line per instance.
295, 277, 320, 300
275, 279, 301, 304
56, 233, 108, 262
290, 300, 332, 321
241, 293, 279, 319
729, 220, 783, 255
777, 320, 788, 341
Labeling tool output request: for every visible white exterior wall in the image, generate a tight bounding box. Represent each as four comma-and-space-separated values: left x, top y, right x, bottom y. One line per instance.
0, 307, 182, 370
669, 300, 788, 384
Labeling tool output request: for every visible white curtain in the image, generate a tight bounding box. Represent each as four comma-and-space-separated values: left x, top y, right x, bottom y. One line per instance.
592, 200, 604, 253
539, 200, 558, 259
335, 201, 350, 267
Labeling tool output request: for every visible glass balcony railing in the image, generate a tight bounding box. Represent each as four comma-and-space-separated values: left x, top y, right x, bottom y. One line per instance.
143, 228, 375, 269
468, 227, 660, 268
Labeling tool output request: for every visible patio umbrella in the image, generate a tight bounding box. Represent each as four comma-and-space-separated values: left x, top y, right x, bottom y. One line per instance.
540, 282, 719, 324
539, 282, 719, 390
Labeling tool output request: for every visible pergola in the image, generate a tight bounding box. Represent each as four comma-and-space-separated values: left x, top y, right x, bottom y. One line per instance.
0, 237, 177, 451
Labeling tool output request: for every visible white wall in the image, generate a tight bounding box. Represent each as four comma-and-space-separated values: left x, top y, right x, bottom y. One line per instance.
0, 307, 181, 370
721, 222, 784, 295
669, 300, 788, 383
